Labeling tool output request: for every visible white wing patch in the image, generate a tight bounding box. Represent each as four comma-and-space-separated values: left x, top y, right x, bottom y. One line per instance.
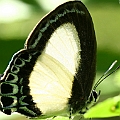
46, 23, 80, 75
29, 23, 81, 116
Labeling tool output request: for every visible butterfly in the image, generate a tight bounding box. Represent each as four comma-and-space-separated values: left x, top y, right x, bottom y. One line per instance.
0, 1, 100, 119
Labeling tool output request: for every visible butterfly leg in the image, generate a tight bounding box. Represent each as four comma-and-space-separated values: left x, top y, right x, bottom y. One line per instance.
46, 116, 56, 120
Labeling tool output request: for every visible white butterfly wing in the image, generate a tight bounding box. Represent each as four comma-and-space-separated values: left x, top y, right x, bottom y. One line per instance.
29, 23, 80, 116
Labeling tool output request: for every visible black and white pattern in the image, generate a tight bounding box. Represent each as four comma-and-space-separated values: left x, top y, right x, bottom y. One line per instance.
0, 1, 98, 119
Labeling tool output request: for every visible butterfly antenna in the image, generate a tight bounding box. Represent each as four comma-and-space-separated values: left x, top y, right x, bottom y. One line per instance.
93, 60, 120, 90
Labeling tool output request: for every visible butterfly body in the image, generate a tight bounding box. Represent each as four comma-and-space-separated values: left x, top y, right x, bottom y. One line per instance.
0, 1, 97, 119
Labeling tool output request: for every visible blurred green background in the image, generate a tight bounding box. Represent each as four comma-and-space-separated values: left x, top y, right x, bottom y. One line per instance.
0, 0, 120, 120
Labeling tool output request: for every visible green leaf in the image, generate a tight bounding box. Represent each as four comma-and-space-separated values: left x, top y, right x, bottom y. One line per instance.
84, 95, 120, 118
